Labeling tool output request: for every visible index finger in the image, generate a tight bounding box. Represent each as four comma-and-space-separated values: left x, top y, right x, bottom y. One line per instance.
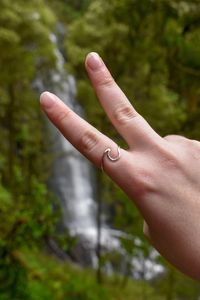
40, 92, 127, 176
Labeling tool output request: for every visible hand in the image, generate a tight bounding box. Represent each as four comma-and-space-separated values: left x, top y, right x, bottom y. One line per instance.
40, 52, 200, 281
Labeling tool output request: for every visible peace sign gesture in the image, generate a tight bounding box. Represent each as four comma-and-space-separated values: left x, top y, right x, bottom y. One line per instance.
40, 52, 200, 281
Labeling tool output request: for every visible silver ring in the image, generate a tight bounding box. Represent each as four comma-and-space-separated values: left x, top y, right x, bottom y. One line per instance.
101, 146, 121, 172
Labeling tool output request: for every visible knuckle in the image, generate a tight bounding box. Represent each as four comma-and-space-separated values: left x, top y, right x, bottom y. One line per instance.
57, 109, 72, 123
128, 167, 155, 198
191, 140, 200, 149
164, 134, 187, 144
136, 170, 155, 196
143, 222, 150, 237
80, 131, 99, 153
157, 144, 181, 168
164, 134, 177, 141
113, 105, 137, 126
97, 75, 115, 88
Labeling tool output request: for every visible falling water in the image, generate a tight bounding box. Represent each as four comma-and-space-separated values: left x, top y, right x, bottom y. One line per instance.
35, 33, 101, 265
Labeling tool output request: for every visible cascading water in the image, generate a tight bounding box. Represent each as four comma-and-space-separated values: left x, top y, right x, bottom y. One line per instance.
35, 32, 100, 266
35, 29, 164, 278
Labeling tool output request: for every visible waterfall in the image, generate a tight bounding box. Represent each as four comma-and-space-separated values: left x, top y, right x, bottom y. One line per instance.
35, 32, 100, 266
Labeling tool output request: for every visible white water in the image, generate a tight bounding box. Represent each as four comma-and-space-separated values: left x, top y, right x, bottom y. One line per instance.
43, 33, 98, 238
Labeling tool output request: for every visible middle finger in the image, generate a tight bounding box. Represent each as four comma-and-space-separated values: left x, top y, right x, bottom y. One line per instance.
85, 52, 162, 149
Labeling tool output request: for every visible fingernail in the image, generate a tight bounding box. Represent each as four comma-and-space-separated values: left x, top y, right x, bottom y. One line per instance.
86, 52, 103, 71
40, 92, 56, 109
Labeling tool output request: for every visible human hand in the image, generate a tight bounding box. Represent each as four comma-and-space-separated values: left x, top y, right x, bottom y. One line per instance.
40, 52, 200, 281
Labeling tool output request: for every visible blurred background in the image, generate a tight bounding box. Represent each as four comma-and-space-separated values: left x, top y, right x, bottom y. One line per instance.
0, 0, 200, 299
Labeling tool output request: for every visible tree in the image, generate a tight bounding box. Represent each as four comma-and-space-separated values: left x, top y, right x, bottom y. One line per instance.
0, 1, 59, 297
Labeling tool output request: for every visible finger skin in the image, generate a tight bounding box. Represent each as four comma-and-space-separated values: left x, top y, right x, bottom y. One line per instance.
40, 91, 128, 179
143, 221, 151, 241
40, 59, 200, 281
39, 92, 149, 203
85, 52, 162, 149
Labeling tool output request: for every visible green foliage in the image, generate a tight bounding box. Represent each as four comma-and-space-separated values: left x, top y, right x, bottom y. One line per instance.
0, 0, 200, 298
47, 0, 91, 23
66, 0, 200, 136
0, 0, 59, 298
65, 0, 200, 295
0, 249, 165, 300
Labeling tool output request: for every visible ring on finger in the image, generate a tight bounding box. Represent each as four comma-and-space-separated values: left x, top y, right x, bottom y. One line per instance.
101, 146, 121, 172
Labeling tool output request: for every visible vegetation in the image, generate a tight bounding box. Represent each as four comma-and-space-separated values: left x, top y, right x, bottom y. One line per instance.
66, 0, 200, 293
0, 0, 200, 299
0, 248, 167, 300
